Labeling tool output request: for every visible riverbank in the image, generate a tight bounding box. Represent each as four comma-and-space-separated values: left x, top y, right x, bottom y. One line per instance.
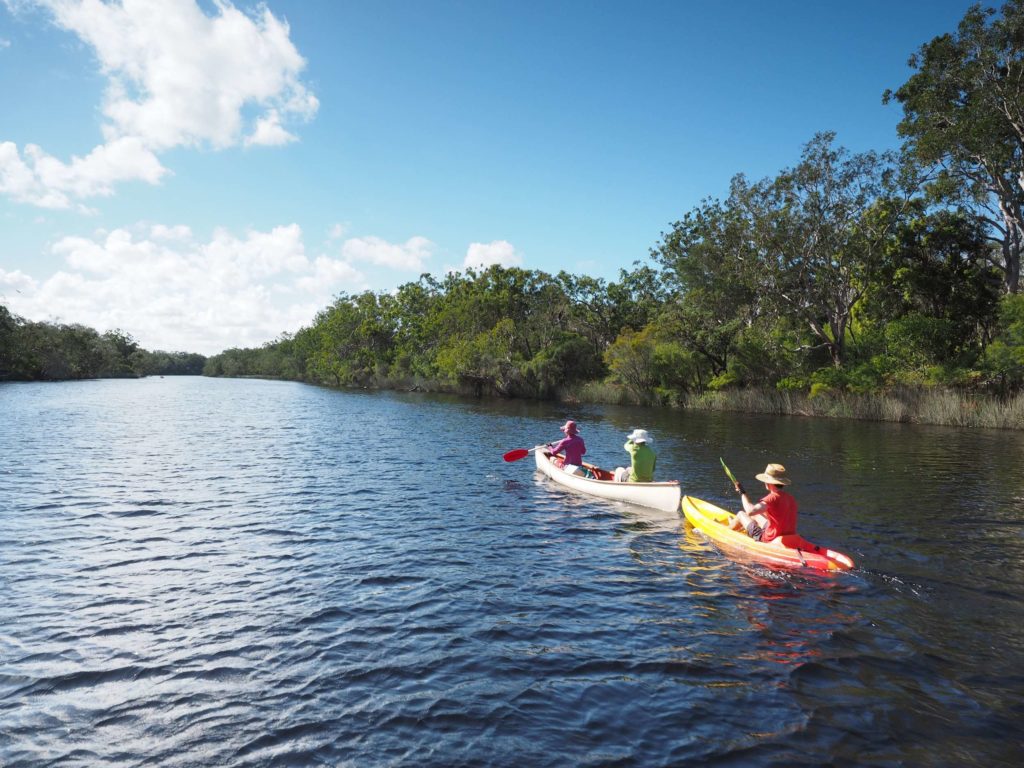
571, 382, 1024, 430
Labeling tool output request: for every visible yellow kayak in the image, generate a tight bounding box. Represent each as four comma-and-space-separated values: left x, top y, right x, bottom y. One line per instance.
682, 495, 854, 571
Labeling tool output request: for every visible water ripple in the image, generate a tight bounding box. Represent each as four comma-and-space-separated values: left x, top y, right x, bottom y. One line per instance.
1, 379, 1023, 766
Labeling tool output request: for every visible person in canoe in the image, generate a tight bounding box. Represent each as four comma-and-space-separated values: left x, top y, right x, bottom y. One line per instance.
545, 420, 586, 469
727, 463, 798, 542
614, 428, 655, 482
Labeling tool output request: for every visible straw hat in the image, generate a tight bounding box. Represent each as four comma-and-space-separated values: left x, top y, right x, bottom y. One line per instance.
560, 420, 579, 435
626, 428, 650, 443
755, 463, 790, 486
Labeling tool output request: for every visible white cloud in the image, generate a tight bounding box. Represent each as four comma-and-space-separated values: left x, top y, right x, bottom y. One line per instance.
245, 110, 296, 147
0, 268, 37, 296
150, 223, 192, 240
0, 223, 367, 355
463, 240, 523, 269
341, 235, 435, 271
295, 255, 362, 294
0, 38, 10, 49
202, 224, 309, 280
0, 137, 168, 209
1, 0, 317, 207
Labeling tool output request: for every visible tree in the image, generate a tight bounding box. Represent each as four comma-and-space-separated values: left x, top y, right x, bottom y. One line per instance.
860, 204, 1001, 366
981, 293, 1024, 390
523, 331, 604, 398
306, 292, 396, 386
652, 190, 758, 377
0, 305, 18, 378
389, 276, 443, 378
604, 327, 659, 399
101, 329, 142, 374
885, 0, 1024, 293
655, 134, 911, 371
748, 133, 910, 367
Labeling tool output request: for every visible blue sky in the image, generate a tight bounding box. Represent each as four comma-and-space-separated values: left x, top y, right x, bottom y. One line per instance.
1, 0, 980, 354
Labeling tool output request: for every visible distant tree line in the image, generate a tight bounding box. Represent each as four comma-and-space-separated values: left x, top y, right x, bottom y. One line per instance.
0, 305, 206, 381
204, 2, 1024, 403
202, 265, 664, 397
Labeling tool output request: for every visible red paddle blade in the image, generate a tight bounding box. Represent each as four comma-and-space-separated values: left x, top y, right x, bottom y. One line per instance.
503, 448, 530, 462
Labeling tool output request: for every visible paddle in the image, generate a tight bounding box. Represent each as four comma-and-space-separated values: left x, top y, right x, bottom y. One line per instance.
503, 446, 544, 462
719, 457, 744, 495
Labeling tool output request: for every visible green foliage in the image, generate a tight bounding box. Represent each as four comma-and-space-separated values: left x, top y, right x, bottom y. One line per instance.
981, 294, 1024, 390
708, 371, 739, 391
0, 305, 205, 380
860, 205, 1000, 365
523, 331, 603, 398
650, 341, 700, 394
885, 0, 1024, 293
604, 326, 658, 399
651, 192, 756, 376
806, 363, 887, 397
776, 376, 809, 392
653, 133, 912, 371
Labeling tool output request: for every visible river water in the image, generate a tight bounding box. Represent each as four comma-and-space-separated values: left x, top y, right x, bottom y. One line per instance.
1, 377, 1023, 767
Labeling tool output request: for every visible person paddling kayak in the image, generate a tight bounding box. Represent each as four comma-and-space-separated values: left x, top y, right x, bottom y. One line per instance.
545, 420, 586, 468
727, 463, 798, 542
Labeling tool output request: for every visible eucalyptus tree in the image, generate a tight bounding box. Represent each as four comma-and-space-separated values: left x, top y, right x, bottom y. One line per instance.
655, 133, 912, 373
652, 185, 758, 378
859, 204, 1001, 368
746, 133, 911, 368
307, 291, 397, 385
884, 0, 1024, 293
555, 272, 615, 354
426, 266, 580, 395
389, 275, 443, 378
555, 266, 664, 357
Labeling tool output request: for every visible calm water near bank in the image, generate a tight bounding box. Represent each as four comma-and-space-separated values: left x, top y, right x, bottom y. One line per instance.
2, 377, 1023, 766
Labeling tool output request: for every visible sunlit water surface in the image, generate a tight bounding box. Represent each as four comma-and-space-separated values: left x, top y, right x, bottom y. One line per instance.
2, 377, 1023, 766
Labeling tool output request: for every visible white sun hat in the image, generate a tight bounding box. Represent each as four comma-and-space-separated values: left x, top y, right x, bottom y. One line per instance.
626, 428, 650, 443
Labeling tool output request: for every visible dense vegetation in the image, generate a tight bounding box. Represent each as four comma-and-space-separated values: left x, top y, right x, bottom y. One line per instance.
202, 2, 1024, 427
0, 305, 205, 380
201, 137, 1024, 413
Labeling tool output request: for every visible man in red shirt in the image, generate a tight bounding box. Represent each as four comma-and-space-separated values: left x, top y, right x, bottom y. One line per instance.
727, 463, 798, 543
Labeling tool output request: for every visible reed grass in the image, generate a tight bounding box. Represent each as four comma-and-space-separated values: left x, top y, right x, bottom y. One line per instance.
307, 371, 1024, 430
571, 380, 639, 406
669, 387, 1024, 429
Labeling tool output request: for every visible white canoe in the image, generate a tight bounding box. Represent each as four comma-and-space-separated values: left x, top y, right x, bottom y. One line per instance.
534, 447, 682, 513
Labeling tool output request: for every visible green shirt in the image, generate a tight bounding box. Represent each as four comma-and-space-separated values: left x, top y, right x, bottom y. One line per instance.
624, 441, 656, 482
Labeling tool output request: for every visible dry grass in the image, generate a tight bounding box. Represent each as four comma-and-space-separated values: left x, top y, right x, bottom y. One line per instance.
317, 372, 1024, 430
676, 387, 1024, 430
